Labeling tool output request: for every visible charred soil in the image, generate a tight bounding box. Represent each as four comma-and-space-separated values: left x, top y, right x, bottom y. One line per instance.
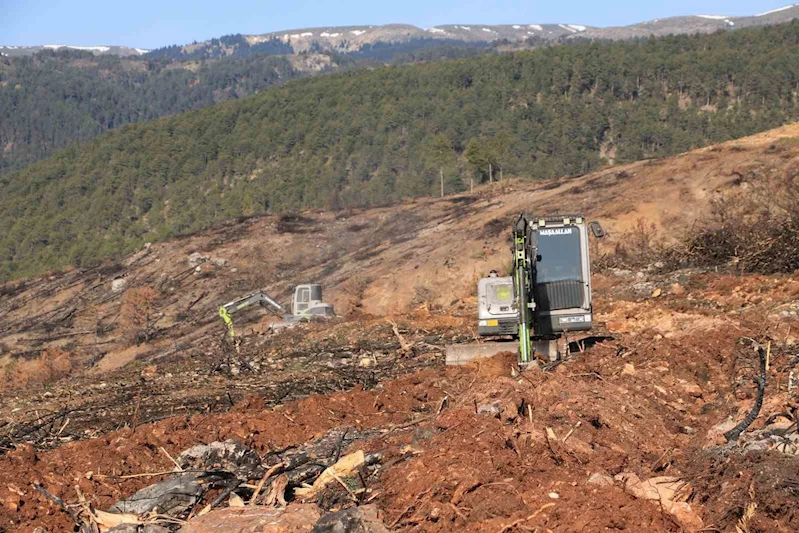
3, 125, 799, 531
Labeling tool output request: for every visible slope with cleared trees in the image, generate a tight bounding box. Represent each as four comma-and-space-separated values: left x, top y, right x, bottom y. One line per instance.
2, 123, 799, 532
3, 21, 799, 281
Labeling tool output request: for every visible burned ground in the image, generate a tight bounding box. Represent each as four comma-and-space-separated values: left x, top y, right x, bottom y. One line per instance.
2, 125, 799, 531
3, 273, 799, 532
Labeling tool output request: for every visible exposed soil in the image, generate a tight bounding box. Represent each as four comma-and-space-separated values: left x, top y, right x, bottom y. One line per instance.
2, 125, 799, 531
2, 265, 799, 532
4, 122, 799, 384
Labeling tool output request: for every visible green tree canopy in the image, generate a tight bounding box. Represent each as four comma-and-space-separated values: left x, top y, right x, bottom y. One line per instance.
4, 21, 799, 280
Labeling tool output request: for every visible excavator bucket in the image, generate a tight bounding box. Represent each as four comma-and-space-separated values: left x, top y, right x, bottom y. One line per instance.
445, 340, 558, 366
445, 343, 520, 365
446, 335, 612, 367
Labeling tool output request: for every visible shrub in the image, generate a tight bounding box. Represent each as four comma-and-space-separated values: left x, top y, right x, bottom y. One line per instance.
667, 172, 799, 274
2, 348, 72, 392
594, 170, 799, 275
592, 218, 664, 271
119, 287, 159, 344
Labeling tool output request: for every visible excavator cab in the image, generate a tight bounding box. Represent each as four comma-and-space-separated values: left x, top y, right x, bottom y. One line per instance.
293, 284, 335, 318
530, 215, 596, 335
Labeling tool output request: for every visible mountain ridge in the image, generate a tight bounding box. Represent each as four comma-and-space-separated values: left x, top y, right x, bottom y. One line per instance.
3, 4, 799, 58
0, 44, 148, 57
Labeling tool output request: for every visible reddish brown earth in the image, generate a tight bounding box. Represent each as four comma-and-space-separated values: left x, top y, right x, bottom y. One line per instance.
3, 267, 799, 531
2, 125, 799, 531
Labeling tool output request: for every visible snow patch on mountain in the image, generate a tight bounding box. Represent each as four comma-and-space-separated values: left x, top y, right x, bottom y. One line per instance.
44, 45, 111, 52
11, 3, 799, 61
756, 4, 796, 17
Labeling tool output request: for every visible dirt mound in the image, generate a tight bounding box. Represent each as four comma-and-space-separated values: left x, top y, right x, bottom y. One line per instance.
466, 350, 518, 379
4, 313, 798, 531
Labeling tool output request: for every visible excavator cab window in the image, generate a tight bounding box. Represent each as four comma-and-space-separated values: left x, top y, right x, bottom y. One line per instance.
534, 227, 585, 311
296, 287, 310, 312
536, 228, 583, 284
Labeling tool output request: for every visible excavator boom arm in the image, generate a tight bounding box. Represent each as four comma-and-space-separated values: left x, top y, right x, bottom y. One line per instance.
219, 290, 286, 337
222, 291, 286, 316
513, 214, 536, 364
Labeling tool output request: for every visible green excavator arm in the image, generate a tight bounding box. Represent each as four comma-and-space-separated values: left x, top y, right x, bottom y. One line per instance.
218, 290, 286, 337
512, 214, 536, 364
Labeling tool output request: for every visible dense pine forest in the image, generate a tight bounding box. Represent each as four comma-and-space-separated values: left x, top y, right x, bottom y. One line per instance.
0, 51, 314, 176
0, 40, 493, 177
3, 21, 799, 281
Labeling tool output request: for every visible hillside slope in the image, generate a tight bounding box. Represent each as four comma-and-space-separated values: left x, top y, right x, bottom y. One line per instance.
3, 5, 799, 179
0, 50, 333, 176
0, 40, 484, 177
4, 22, 799, 283
2, 121, 796, 380
2, 125, 799, 532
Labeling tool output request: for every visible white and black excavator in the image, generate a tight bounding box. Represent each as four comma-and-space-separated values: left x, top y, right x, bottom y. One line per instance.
219, 283, 334, 337
448, 214, 605, 366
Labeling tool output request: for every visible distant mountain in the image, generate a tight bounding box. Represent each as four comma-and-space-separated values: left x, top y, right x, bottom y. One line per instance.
584, 4, 799, 40
4, 4, 799, 59
2, 3, 798, 181
147, 4, 799, 59
0, 44, 148, 57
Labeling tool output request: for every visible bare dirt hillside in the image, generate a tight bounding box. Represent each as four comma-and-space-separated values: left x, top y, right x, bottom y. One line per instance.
1, 124, 799, 532
2, 123, 797, 375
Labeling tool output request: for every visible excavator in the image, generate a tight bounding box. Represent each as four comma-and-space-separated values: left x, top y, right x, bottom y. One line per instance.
219, 283, 334, 337
448, 214, 605, 367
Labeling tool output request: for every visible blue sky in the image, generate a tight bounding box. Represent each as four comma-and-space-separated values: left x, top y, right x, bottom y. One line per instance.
1, 1, 793, 49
